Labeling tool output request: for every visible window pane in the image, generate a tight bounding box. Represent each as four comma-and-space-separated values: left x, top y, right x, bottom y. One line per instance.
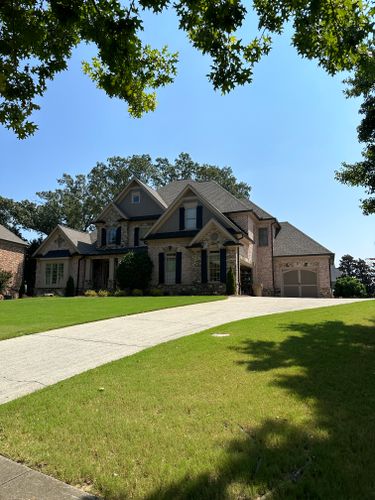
45, 264, 51, 285
107, 228, 117, 244
185, 207, 196, 229
58, 263, 64, 282
52, 264, 58, 284
132, 191, 140, 203
165, 254, 176, 284
208, 251, 220, 282
258, 227, 268, 246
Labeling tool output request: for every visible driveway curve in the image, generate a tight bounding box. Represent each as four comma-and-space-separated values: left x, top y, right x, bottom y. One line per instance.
0, 296, 363, 404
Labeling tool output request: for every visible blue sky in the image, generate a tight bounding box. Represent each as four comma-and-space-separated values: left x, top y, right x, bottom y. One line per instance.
0, 9, 373, 262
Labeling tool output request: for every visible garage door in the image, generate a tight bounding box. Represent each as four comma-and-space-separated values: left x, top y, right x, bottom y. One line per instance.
283, 270, 318, 297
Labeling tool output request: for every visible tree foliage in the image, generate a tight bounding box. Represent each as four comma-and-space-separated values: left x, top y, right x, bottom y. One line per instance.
0, 1, 373, 139
0, 268, 12, 295
338, 254, 375, 296
116, 251, 153, 291
0, 153, 251, 235
334, 275, 366, 298
335, 56, 375, 214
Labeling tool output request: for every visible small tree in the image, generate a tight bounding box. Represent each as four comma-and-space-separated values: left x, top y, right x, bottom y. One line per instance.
116, 252, 153, 291
65, 276, 75, 297
334, 276, 366, 298
226, 267, 236, 295
0, 269, 12, 295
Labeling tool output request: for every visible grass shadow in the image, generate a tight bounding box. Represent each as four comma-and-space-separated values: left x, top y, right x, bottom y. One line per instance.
143, 319, 375, 499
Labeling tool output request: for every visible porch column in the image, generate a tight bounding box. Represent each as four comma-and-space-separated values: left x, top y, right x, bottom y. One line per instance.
84, 258, 92, 289
108, 257, 115, 290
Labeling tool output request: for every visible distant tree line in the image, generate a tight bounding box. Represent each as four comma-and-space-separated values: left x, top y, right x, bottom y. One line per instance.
0, 153, 251, 236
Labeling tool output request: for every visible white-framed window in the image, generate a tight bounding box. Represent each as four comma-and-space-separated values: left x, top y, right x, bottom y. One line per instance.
131, 191, 141, 204
107, 227, 117, 244
45, 263, 64, 286
165, 253, 176, 284
208, 251, 220, 282
185, 207, 197, 229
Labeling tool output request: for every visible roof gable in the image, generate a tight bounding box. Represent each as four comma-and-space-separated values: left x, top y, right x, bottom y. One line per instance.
33, 225, 95, 257
147, 183, 242, 237
189, 218, 239, 247
157, 180, 275, 219
274, 222, 333, 257
0, 224, 27, 246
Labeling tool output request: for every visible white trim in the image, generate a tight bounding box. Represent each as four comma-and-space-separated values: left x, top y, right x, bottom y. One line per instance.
190, 218, 238, 246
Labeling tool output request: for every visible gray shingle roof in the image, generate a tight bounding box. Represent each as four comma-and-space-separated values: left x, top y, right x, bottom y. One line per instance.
58, 225, 96, 254
274, 222, 333, 257
0, 224, 27, 246
157, 180, 274, 218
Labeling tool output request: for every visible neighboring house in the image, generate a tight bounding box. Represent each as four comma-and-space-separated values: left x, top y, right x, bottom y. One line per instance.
0, 224, 27, 297
33, 178, 334, 297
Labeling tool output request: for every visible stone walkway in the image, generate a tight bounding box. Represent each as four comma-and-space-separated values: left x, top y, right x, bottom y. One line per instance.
0, 296, 364, 405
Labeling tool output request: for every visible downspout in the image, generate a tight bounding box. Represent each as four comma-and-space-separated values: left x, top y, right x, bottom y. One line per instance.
76, 256, 85, 295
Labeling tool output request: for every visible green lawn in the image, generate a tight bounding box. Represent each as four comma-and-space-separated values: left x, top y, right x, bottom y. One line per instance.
0, 295, 225, 341
0, 302, 374, 499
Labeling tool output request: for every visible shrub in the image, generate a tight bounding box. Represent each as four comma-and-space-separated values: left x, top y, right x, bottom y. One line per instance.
334, 276, 366, 298
149, 288, 163, 297
98, 289, 109, 297
84, 289, 98, 297
113, 289, 129, 297
0, 269, 12, 295
116, 251, 153, 291
131, 288, 143, 296
226, 267, 236, 295
65, 276, 75, 297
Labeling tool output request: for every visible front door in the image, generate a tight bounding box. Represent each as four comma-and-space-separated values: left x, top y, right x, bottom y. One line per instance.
240, 267, 253, 295
92, 259, 109, 290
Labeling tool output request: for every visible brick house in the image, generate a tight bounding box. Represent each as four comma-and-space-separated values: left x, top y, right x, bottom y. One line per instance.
0, 224, 27, 297
33, 178, 334, 297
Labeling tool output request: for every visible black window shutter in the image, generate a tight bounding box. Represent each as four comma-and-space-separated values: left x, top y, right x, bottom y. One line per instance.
196, 205, 203, 229
134, 227, 139, 247
176, 252, 182, 284
116, 226, 121, 245
158, 252, 165, 284
179, 207, 185, 230
201, 249, 208, 283
101, 228, 106, 246
220, 248, 227, 283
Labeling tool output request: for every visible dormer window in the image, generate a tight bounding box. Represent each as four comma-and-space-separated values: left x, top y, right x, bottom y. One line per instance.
185, 207, 197, 230
107, 227, 117, 245
131, 191, 141, 204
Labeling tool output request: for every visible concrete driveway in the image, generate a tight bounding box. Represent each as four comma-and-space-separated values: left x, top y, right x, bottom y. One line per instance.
0, 296, 364, 404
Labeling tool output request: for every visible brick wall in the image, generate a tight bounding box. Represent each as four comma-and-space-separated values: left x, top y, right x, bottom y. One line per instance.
0, 241, 26, 297
274, 255, 332, 297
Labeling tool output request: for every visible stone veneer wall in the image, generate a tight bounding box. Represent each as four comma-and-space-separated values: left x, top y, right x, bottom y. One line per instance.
148, 240, 238, 295
0, 241, 26, 297
273, 255, 332, 298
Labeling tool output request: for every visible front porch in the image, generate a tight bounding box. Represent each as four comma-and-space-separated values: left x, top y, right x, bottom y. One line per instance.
82, 257, 119, 291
